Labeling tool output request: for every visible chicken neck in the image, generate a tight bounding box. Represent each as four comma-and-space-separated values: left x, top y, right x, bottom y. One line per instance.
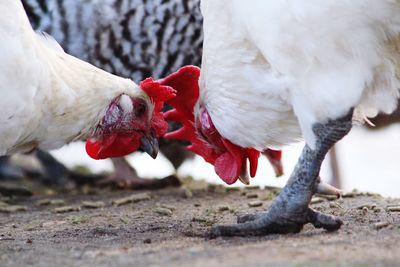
210, 109, 353, 237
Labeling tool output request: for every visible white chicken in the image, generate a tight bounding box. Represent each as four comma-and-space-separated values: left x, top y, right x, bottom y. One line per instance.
164, 0, 400, 236
0, 0, 175, 160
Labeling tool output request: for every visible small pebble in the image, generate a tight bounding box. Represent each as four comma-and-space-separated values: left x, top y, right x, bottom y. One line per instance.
192, 217, 208, 223
245, 185, 260, 191
82, 201, 105, 209
217, 205, 230, 212
154, 207, 173, 216
248, 201, 263, 208
362, 207, 369, 215
356, 204, 376, 210
373, 207, 382, 213
112, 193, 151, 206
42, 221, 67, 228
0, 205, 27, 213
386, 206, 400, 212
69, 215, 89, 224
342, 190, 363, 198
157, 203, 176, 211
24, 223, 42, 231
37, 199, 65, 206
37, 199, 51, 206
194, 203, 201, 207
191, 216, 215, 226
374, 221, 390, 230
225, 187, 241, 192
143, 238, 152, 244
246, 193, 259, 199
342, 193, 355, 198
329, 202, 343, 209
311, 197, 324, 204
180, 187, 193, 199
54, 206, 81, 213
50, 200, 66, 206
118, 216, 130, 224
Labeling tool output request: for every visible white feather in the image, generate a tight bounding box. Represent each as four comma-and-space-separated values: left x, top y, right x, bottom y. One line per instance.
200, 0, 400, 149
0, 0, 147, 155
119, 94, 134, 114
36, 31, 65, 53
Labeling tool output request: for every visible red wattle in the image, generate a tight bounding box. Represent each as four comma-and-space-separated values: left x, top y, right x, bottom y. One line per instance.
86, 134, 140, 160
214, 152, 239, 185
85, 139, 103, 160
247, 149, 260, 178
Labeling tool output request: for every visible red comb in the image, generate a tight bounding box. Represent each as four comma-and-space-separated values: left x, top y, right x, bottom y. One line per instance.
160, 66, 260, 184
140, 78, 177, 138
161, 66, 215, 162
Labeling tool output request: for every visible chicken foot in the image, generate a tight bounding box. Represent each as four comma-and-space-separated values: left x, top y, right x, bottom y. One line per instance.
210, 110, 353, 237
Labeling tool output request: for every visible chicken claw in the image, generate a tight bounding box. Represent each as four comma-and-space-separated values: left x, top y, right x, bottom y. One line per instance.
316, 179, 342, 197
210, 110, 353, 237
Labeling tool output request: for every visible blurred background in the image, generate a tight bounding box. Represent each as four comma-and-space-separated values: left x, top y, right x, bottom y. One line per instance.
49, 124, 400, 198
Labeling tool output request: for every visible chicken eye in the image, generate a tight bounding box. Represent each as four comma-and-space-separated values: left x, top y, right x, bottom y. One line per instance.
135, 102, 147, 117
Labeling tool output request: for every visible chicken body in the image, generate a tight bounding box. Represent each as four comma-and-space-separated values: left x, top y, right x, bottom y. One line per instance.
0, 0, 159, 158
193, 1, 400, 236
201, 0, 400, 151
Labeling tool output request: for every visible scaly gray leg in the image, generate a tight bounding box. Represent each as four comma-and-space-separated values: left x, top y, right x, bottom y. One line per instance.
211, 110, 353, 237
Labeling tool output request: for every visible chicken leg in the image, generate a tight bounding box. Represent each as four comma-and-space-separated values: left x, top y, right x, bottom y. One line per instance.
210, 110, 353, 237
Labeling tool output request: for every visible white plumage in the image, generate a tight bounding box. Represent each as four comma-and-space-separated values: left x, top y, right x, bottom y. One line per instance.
0, 0, 150, 156
200, 0, 400, 150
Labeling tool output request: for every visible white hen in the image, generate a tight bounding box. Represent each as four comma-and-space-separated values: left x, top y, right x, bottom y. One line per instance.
200, 0, 400, 150
0, 0, 173, 159
164, 0, 400, 236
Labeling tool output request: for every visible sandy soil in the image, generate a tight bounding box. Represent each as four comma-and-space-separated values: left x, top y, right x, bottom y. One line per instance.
1, 182, 400, 267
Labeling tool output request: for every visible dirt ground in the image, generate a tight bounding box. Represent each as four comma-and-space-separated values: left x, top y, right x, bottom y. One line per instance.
1, 180, 400, 267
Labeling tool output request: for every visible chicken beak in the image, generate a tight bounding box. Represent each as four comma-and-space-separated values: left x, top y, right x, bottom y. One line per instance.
271, 160, 284, 177
238, 174, 250, 185
140, 133, 159, 159
238, 161, 250, 185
